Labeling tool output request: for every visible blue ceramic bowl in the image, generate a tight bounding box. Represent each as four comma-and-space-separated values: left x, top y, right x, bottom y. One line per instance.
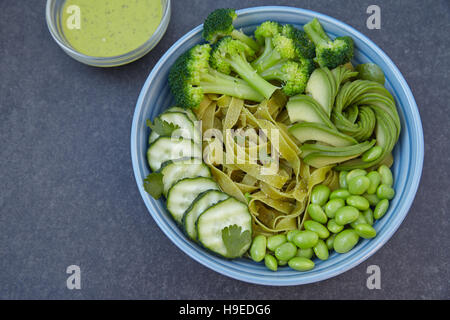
131, 6, 423, 285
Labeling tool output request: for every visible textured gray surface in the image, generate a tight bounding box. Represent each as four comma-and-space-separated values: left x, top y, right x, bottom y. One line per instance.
0, 0, 449, 299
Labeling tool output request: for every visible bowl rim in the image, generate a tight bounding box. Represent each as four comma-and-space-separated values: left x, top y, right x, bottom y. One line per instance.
130, 6, 424, 286
45, 0, 171, 67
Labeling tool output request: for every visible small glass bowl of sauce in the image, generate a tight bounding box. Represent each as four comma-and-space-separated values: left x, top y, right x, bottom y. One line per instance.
46, 0, 171, 67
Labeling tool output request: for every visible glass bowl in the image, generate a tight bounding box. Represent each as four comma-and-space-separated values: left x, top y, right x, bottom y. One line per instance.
45, 0, 171, 67
130, 6, 424, 285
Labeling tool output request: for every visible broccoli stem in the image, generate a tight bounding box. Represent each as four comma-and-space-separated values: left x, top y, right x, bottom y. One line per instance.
259, 62, 286, 81
304, 18, 329, 45
225, 53, 278, 100
251, 38, 284, 73
231, 29, 260, 52
200, 69, 264, 102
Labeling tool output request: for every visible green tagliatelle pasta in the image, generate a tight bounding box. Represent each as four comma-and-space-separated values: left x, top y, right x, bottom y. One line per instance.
195, 93, 339, 237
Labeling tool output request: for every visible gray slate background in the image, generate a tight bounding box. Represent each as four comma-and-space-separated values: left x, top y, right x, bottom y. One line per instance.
1, 0, 449, 299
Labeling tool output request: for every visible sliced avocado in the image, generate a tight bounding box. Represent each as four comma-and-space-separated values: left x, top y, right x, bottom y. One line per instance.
305, 68, 333, 116
288, 122, 357, 147
300, 140, 376, 158
286, 95, 335, 128
303, 153, 362, 168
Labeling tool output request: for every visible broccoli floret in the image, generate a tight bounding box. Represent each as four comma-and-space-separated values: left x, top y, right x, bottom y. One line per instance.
210, 36, 278, 100
202, 8, 260, 52
260, 60, 313, 96
168, 44, 264, 108
252, 22, 315, 73
304, 18, 354, 69
281, 24, 316, 59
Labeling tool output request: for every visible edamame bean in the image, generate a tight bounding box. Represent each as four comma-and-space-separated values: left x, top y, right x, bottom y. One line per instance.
324, 198, 345, 218
250, 235, 267, 262
346, 169, 367, 184
296, 247, 314, 259
286, 230, 301, 242
378, 165, 393, 186
293, 230, 319, 249
362, 146, 383, 162
278, 260, 288, 266
327, 219, 344, 233
275, 242, 297, 261
267, 234, 287, 251
350, 212, 368, 229
311, 185, 330, 206
363, 208, 374, 226
304, 220, 330, 239
374, 199, 389, 219
264, 254, 278, 271
355, 63, 385, 85
326, 234, 336, 250
333, 229, 360, 253
362, 193, 380, 206
313, 240, 329, 260
339, 171, 349, 188
288, 257, 315, 271
346, 195, 370, 211
329, 188, 351, 200
307, 204, 328, 224
348, 175, 370, 195
366, 171, 381, 194
354, 223, 377, 239
376, 184, 395, 200
335, 206, 360, 225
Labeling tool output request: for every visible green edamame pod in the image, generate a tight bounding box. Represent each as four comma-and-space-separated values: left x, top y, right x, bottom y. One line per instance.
346, 195, 370, 211
346, 169, 367, 185
293, 230, 319, 249
275, 242, 297, 261
334, 229, 360, 253
326, 234, 336, 250
374, 199, 389, 219
376, 184, 395, 200
327, 219, 344, 233
288, 257, 315, 271
304, 220, 330, 239
296, 247, 314, 259
378, 165, 393, 187
362, 208, 374, 226
250, 235, 267, 262
267, 234, 287, 251
366, 171, 381, 194
362, 193, 380, 206
329, 188, 351, 200
324, 198, 345, 218
286, 230, 301, 243
339, 171, 348, 189
313, 240, 329, 260
335, 206, 360, 226
362, 146, 383, 162
311, 185, 330, 206
307, 204, 328, 224
350, 212, 368, 229
348, 176, 370, 195
354, 223, 377, 239
264, 254, 278, 271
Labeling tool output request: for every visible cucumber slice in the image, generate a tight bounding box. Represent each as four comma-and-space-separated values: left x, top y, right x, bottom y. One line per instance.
183, 190, 229, 240
287, 95, 335, 128
197, 197, 252, 259
288, 122, 357, 147
167, 177, 219, 224
147, 137, 202, 172
148, 112, 201, 144
165, 106, 197, 123
160, 158, 211, 196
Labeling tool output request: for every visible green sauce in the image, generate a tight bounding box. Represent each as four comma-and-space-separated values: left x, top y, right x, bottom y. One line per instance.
62, 0, 162, 57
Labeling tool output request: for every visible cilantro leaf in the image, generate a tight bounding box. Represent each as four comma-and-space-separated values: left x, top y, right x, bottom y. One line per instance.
146, 118, 180, 137
244, 192, 252, 203
143, 172, 164, 199
221, 224, 251, 258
